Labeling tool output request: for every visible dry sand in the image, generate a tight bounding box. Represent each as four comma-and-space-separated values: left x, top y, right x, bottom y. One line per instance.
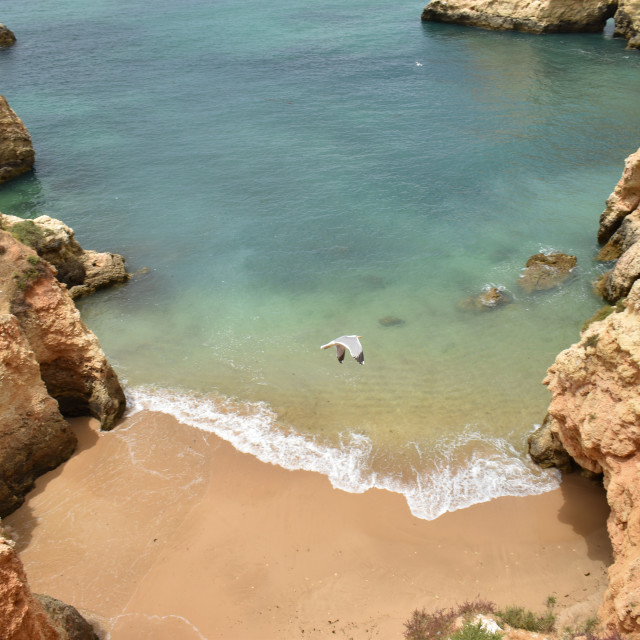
3, 411, 612, 639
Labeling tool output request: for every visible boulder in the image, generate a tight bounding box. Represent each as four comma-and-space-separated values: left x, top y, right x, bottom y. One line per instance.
0, 231, 125, 516
458, 286, 512, 311
421, 0, 617, 33
0, 23, 16, 48
517, 252, 577, 293
0, 96, 34, 184
0, 214, 130, 298
35, 595, 99, 640
598, 147, 640, 245
527, 414, 577, 472
543, 279, 640, 636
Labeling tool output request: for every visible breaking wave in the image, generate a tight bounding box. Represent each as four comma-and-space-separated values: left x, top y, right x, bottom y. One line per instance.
125, 385, 560, 520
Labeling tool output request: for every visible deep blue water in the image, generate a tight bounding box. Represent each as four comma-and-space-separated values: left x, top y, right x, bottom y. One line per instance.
2, 1, 640, 517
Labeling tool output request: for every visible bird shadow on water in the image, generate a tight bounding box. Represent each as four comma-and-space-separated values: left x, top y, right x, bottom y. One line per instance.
4, 417, 100, 553
556, 472, 613, 565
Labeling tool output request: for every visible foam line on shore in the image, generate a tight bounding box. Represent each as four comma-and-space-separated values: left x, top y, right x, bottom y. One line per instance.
125, 385, 560, 520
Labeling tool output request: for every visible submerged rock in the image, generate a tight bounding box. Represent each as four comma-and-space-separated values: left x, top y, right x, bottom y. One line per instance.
458, 286, 512, 312
378, 315, 405, 327
0, 214, 130, 298
517, 252, 577, 293
0, 23, 16, 47
421, 0, 617, 33
0, 96, 34, 184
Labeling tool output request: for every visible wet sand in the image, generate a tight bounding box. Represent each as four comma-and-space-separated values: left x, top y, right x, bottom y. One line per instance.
4, 412, 612, 639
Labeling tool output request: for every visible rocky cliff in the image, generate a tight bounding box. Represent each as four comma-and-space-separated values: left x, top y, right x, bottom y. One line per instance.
0, 96, 34, 183
0, 230, 126, 517
421, 0, 640, 48
0, 533, 98, 639
0, 213, 130, 299
530, 146, 640, 637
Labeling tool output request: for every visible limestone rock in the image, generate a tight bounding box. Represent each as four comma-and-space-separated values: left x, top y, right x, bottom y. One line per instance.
0, 96, 35, 184
0, 214, 130, 298
0, 314, 75, 516
35, 595, 99, 640
0, 23, 16, 47
517, 252, 577, 293
543, 279, 640, 635
597, 209, 640, 261
458, 286, 512, 312
0, 231, 125, 515
613, 0, 640, 48
527, 414, 576, 472
0, 537, 59, 639
421, 0, 617, 33
596, 241, 640, 303
598, 147, 640, 245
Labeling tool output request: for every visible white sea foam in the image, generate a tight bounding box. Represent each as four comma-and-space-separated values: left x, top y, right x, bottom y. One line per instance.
125, 386, 560, 521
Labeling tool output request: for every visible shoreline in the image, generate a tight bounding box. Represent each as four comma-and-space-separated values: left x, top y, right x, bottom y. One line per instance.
4, 411, 612, 639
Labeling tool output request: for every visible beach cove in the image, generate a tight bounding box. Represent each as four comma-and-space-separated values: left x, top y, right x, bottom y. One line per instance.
4, 414, 612, 639
2, 0, 640, 636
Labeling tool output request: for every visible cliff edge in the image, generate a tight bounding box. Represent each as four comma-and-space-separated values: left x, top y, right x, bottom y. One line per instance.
530, 146, 640, 637
0, 230, 126, 518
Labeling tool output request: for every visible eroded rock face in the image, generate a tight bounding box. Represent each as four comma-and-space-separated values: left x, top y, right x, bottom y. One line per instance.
0, 23, 16, 47
614, 0, 640, 48
543, 280, 640, 636
598, 148, 640, 245
0, 231, 125, 516
517, 252, 577, 293
0, 214, 130, 299
421, 0, 617, 33
595, 148, 640, 304
0, 96, 34, 184
0, 536, 59, 640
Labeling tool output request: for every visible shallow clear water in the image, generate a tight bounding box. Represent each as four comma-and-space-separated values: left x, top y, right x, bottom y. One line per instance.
2, 1, 640, 517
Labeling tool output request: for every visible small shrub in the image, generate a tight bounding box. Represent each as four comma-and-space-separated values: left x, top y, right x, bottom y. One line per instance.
27, 254, 40, 266
583, 333, 600, 349
497, 605, 555, 633
8, 220, 46, 249
450, 621, 502, 640
404, 600, 497, 640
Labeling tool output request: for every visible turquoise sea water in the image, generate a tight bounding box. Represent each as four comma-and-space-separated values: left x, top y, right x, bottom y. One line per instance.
2, 1, 640, 518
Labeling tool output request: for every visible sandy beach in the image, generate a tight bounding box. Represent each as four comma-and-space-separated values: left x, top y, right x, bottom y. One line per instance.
4, 412, 612, 640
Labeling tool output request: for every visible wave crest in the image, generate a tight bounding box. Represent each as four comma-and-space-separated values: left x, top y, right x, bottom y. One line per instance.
125, 385, 560, 520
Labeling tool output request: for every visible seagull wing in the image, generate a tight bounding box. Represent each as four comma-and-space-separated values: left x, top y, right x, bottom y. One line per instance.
321, 336, 364, 365
333, 335, 364, 365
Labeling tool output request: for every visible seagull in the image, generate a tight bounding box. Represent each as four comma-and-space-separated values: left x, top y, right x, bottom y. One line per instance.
321, 335, 364, 365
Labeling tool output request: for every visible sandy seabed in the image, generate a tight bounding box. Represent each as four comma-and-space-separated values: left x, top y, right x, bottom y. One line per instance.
4, 411, 612, 640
